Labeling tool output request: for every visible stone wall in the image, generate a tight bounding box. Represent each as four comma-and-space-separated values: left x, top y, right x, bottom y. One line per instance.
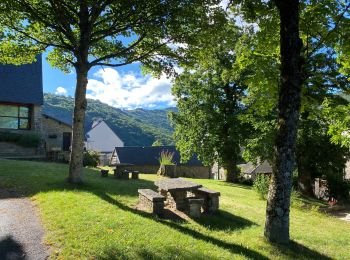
114, 165, 160, 174
42, 116, 71, 152
114, 164, 211, 179
0, 142, 39, 157
176, 165, 211, 179
32, 105, 42, 132
158, 165, 211, 179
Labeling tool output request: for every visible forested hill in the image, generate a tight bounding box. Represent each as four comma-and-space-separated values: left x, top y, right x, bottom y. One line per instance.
43, 93, 175, 146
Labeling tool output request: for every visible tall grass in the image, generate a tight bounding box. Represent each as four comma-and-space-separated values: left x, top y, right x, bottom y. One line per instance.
158, 150, 175, 165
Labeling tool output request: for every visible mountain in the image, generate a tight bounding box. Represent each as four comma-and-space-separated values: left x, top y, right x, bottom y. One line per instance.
43, 93, 175, 146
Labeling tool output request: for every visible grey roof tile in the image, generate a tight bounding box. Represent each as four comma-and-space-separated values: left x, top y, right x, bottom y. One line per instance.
0, 55, 43, 105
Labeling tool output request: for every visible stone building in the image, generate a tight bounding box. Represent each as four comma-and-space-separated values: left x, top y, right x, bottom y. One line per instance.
42, 113, 72, 155
110, 146, 211, 178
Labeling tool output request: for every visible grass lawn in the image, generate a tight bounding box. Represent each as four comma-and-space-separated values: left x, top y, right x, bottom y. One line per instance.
0, 159, 349, 259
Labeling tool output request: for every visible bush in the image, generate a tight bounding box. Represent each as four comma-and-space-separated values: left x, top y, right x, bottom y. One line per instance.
0, 132, 41, 148
158, 150, 175, 165
83, 150, 100, 167
253, 174, 270, 200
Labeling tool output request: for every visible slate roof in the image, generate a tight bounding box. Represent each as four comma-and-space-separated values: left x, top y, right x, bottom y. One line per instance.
0, 55, 43, 105
113, 146, 204, 166
239, 161, 272, 174
42, 106, 73, 127
42, 112, 72, 127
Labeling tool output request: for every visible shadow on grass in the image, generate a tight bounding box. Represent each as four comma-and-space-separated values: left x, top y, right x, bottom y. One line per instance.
97, 245, 216, 260
194, 210, 257, 231
272, 240, 332, 260
0, 236, 25, 260
97, 192, 269, 260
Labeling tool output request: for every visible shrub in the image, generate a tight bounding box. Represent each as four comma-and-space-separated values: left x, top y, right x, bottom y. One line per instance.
253, 174, 270, 200
0, 132, 41, 148
158, 150, 175, 165
83, 150, 100, 167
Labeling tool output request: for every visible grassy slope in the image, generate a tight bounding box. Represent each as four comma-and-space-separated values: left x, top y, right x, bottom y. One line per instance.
0, 160, 349, 259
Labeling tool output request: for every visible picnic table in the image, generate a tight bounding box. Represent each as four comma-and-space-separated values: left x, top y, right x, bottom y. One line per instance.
155, 178, 202, 210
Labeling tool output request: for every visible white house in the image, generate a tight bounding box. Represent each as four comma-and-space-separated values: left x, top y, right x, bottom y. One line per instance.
85, 119, 124, 164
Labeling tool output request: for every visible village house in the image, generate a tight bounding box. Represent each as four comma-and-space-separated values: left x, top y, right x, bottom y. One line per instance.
110, 146, 212, 178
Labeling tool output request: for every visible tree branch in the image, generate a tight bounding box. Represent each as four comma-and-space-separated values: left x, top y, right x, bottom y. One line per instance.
308, 2, 350, 58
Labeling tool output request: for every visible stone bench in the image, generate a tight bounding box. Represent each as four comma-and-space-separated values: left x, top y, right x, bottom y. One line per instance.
138, 189, 166, 216
185, 197, 204, 218
193, 187, 220, 213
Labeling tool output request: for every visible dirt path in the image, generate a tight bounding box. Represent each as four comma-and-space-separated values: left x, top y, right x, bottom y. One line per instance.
0, 188, 49, 260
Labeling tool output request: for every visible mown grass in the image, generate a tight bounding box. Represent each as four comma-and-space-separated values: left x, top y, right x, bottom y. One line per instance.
0, 159, 349, 259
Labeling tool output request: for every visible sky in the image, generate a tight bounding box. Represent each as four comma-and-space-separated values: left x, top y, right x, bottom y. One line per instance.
42, 53, 175, 110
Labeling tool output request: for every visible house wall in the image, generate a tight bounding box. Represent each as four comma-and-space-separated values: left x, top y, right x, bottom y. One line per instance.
41, 116, 71, 152
85, 121, 123, 153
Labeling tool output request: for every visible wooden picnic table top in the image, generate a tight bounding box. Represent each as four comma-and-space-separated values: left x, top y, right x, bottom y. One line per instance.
154, 178, 202, 192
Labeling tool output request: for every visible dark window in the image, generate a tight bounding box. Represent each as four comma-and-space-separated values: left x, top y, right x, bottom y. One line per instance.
62, 132, 72, 151
0, 104, 31, 130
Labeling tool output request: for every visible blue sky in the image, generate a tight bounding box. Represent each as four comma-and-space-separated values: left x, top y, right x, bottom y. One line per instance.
42, 52, 174, 110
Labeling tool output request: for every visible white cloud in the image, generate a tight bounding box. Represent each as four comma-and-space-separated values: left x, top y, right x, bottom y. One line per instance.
55, 86, 68, 96
86, 68, 176, 109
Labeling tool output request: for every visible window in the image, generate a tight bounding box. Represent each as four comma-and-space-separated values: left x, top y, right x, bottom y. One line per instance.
0, 104, 31, 130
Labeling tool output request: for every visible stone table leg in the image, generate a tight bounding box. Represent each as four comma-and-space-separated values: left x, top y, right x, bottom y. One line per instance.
170, 190, 187, 211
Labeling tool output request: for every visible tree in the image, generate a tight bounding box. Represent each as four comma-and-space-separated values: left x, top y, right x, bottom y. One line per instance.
0, 0, 222, 183
229, 0, 349, 243
169, 23, 249, 182
262, 0, 304, 243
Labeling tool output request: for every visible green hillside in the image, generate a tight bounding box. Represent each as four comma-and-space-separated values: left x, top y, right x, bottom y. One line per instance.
43, 93, 174, 146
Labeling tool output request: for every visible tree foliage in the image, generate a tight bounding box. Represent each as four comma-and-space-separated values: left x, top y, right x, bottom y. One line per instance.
170, 22, 250, 181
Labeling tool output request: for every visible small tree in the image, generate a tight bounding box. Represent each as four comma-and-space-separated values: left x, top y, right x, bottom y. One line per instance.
158, 150, 175, 166
0, 0, 222, 183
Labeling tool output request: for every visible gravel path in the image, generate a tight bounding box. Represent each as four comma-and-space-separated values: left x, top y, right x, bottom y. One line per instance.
0, 188, 49, 260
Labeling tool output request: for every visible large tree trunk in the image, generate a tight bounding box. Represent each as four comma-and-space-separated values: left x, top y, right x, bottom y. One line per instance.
264, 0, 303, 244
68, 66, 88, 183
225, 161, 239, 182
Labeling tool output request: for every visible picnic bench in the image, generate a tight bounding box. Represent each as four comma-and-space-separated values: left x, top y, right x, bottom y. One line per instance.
113, 169, 130, 180
138, 189, 166, 216
155, 178, 202, 211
